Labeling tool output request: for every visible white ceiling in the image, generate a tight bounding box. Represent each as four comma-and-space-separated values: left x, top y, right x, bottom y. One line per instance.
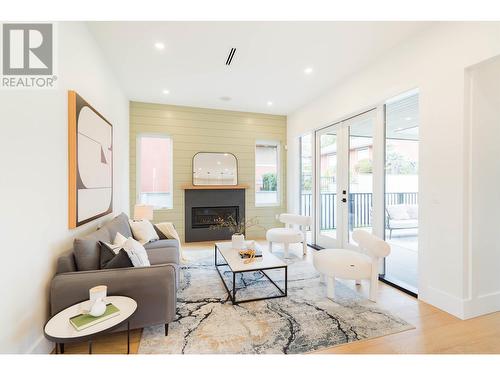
87, 22, 432, 115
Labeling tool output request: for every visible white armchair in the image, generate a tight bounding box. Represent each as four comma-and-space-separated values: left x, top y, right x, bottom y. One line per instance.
266, 213, 311, 258
313, 230, 391, 302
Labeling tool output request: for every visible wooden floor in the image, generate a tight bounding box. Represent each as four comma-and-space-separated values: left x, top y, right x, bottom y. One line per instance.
58, 241, 500, 354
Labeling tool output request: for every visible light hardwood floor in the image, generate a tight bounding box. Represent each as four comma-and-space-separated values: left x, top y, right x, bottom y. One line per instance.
57, 241, 500, 354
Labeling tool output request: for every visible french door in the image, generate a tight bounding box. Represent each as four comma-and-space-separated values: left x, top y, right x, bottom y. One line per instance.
314, 109, 378, 249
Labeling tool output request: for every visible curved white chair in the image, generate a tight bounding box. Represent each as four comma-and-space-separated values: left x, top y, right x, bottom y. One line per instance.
266, 213, 311, 258
313, 230, 391, 302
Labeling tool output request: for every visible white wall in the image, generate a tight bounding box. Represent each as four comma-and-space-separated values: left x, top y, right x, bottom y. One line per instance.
465, 56, 500, 317
0, 22, 129, 353
287, 22, 500, 319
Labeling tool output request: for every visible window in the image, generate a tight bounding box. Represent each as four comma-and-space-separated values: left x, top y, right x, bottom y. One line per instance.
255, 141, 279, 206
137, 135, 173, 209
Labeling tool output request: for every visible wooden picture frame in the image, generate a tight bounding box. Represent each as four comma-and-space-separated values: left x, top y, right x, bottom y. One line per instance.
68, 91, 113, 228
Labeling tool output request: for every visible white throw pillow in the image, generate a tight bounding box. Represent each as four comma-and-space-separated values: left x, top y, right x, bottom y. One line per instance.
103, 232, 128, 254
407, 205, 419, 220
122, 237, 151, 267
114, 232, 128, 246
129, 219, 159, 244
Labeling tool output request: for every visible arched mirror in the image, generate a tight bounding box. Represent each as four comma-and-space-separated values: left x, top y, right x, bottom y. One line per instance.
192, 152, 238, 185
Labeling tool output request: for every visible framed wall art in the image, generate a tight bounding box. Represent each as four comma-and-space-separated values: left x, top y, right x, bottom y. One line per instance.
68, 90, 113, 228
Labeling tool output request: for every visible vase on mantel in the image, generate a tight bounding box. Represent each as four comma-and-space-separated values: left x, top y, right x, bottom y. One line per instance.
232, 233, 245, 249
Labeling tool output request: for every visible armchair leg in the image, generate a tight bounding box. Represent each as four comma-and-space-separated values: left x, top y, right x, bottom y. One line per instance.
355, 279, 361, 286
165, 323, 169, 336
369, 273, 378, 302
326, 276, 335, 300
302, 240, 307, 256
268, 241, 273, 252
320, 273, 326, 284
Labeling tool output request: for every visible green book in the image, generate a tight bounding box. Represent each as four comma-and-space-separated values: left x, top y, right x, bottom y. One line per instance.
69, 303, 120, 331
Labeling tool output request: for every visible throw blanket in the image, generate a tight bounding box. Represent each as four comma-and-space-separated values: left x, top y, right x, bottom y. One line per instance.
155, 222, 186, 262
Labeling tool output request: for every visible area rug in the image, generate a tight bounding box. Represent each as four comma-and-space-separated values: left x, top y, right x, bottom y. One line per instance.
138, 247, 413, 354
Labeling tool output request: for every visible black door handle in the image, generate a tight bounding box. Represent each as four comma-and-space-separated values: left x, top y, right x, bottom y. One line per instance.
342, 198, 347, 203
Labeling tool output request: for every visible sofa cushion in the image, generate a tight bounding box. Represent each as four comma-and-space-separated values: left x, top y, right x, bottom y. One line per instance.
144, 239, 180, 265
56, 250, 77, 274
103, 213, 132, 241
144, 239, 179, 250
73, 226, 111, 271
386, 205, 410, 220
389, 219, 418, 229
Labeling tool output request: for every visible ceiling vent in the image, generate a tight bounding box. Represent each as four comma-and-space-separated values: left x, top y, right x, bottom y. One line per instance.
225, 48, 236, 65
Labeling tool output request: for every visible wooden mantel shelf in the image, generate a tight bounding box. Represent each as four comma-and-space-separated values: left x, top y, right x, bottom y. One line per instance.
182, 184, 249, 190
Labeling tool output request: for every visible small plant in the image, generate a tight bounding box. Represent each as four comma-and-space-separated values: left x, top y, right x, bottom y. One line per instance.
261, 173, 277, 191
210, 215, 262, 235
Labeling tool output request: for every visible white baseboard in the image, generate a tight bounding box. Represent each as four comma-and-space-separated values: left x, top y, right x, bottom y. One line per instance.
418, 285, 465, 319
28, 334, 53, 354
463, 291, 500, 319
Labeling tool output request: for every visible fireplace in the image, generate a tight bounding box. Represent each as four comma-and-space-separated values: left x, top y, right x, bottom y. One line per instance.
184, 188, 245, 242
191, 206, 239, 228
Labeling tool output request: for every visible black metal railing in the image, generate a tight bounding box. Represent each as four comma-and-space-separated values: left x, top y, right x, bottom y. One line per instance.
300, 192, 418, 230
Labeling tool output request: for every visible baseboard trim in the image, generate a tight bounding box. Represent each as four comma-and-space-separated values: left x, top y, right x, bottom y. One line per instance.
418, 285, 465, 319
28, 334, 53, 354
463, 291, 500, 319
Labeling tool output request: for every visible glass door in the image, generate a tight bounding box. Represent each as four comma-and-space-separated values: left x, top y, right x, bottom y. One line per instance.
299, 134, 313, 244
382, 90, 419, 294
314, 110, 377, 249
315, 123, 344, 248
345, 111, 376, 246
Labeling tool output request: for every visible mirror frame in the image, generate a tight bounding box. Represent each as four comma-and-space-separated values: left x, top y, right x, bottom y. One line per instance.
192, 151, 239, 186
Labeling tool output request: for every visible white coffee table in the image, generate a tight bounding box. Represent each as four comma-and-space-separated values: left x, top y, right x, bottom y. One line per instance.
215, 241, 287, 304
44, 296, 137, 354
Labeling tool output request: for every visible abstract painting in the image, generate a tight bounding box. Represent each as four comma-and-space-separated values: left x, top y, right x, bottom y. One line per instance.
68, 91, 113, 228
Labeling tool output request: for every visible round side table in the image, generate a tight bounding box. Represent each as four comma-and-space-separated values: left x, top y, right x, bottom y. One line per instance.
44, 296, 137, 354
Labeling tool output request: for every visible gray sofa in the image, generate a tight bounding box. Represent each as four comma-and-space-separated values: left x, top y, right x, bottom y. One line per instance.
50, 213, 179, 335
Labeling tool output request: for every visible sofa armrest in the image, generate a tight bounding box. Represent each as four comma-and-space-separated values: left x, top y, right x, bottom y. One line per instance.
50, 264, 177, 329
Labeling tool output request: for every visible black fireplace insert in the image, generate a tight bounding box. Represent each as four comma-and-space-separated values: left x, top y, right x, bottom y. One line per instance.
191, 206, 239, 229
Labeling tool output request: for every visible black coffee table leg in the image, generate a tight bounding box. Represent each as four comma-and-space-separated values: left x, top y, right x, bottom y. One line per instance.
127, 321, 130, 354
88, 340, 92, 354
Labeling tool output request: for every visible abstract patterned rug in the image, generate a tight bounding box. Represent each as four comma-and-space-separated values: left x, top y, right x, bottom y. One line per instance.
138, 247, 413, 354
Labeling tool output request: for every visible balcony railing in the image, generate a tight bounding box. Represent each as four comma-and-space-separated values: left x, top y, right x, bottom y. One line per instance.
300, 191, 418, 230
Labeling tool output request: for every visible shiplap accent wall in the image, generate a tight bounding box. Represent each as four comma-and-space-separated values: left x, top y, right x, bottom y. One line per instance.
130, 101, 287, 241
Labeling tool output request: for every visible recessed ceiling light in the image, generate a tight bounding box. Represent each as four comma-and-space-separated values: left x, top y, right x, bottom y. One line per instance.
304, 67, 313, 75
267, 101, 273, 106
162, 89, 170, 94
154, 42, 165, 50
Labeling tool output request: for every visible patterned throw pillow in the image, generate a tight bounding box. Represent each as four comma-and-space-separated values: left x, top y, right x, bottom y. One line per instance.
121, 237, 151, 267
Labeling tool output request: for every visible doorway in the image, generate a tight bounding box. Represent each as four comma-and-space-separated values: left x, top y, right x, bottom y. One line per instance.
301, 91, 419, 295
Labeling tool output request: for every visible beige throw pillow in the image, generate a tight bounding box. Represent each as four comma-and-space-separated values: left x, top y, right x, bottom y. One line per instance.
129, 219, 159, 244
